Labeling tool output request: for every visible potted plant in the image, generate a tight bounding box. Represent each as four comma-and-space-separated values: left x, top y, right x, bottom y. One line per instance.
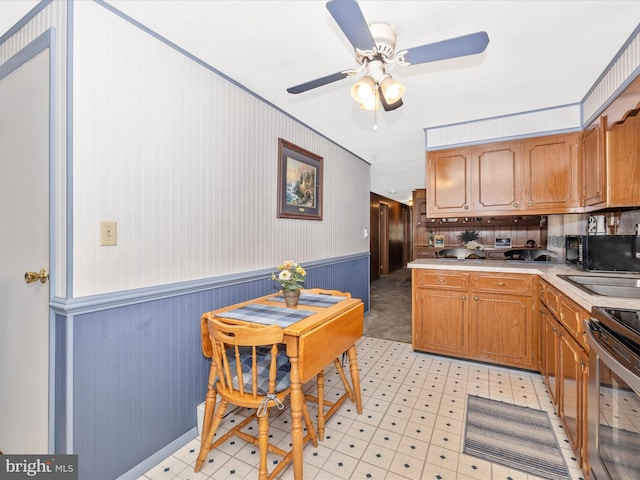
272, 260, 306, 307
457, 230, 479, 245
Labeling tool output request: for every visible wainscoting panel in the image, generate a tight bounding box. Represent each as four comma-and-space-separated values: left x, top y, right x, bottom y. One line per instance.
59, 255, 369, 480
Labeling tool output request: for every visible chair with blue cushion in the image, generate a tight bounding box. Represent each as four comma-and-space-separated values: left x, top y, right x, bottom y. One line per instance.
194, 316, 318, 479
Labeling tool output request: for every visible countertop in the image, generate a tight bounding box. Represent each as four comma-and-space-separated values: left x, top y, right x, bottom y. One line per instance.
408, 259, 640, 313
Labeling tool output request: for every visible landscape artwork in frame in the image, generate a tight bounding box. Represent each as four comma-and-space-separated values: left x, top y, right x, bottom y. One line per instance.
277, 138, 323, 220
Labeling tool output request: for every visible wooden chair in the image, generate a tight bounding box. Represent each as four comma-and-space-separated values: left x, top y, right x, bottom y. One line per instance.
195, 316, 318, 479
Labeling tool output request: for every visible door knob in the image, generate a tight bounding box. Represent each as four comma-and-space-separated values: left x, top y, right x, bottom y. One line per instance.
25, 268, 49, 284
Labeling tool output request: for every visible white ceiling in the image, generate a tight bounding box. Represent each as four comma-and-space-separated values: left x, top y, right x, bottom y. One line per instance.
3, 1, 640, 204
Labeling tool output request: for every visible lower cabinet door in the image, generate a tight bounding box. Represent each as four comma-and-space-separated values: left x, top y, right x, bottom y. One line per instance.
413, 288, 468, 355
558, 329, 584, 459
540, 304, 559, 406
469, 292, 534, 369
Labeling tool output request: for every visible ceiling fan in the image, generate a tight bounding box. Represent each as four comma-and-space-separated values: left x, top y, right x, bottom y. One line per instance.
287, 0, 489, 112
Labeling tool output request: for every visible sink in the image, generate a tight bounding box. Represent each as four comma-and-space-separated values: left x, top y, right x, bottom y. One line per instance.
558, 274, 640, 299
560, 275, 640, 287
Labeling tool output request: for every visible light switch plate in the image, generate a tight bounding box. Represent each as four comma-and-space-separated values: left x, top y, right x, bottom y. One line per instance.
100, 221, 117, 246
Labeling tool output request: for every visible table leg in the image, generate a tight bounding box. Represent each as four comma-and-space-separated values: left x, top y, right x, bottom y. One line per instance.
316, 369, 325, 440
346, 345, 363, 414
289, 355, 303, 480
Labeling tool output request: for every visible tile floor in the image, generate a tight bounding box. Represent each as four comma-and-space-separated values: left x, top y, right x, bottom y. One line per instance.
138, 337, 585, 480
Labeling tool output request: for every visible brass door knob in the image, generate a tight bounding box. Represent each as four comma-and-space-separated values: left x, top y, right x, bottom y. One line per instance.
25, 268, 48, 284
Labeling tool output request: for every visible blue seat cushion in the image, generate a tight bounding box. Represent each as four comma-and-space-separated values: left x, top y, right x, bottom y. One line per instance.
218, 345, 291, 395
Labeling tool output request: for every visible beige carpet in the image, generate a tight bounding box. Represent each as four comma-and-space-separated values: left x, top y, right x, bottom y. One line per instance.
364, 268, 412, 344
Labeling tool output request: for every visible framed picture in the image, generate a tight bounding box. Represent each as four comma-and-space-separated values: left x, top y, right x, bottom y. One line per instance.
434, 235, 445, 247
495, 237, 512, 248
277, 138, 323, 220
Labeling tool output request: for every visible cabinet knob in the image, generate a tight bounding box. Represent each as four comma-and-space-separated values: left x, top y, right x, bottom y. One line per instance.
438, 278, 446, 283
496, 282, 506, 286
528, 200, 534, 206
473, 296, 480, 302
512, 202, 519, 208
463, 205, 469, 210
461, 295, 467, 301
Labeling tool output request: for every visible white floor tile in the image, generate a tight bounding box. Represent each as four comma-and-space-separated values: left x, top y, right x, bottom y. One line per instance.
144, 337, 585, 480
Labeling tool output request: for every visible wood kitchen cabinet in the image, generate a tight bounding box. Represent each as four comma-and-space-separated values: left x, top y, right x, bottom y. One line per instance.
558, 326, 587, 461
521, 133, 582, 212
427, 148, 472, 215
540, 303, 559, 405
412, 189, 438, 260
427, 133, 582, 217
607, 105, 640, 207
473, 141, 523, 213
538, 279, 590, 471
583, 116, 607, 208
412, 270, 469, 355
412, 269, 536, 370
468, 272, 535, 369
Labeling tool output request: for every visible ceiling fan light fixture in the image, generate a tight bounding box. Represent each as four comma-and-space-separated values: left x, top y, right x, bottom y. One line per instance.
360, 97, 380, 111
351, 75, 380, 110
351, 61, 404, 112
350, 75, 375, 102
379, 75, 405, 105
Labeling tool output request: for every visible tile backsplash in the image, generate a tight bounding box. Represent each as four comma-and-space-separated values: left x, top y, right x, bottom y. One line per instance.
549, 210, 640, 262
618, 210, 640, 235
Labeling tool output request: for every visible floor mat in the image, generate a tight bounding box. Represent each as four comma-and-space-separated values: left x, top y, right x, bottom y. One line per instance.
463, 395, 570, 480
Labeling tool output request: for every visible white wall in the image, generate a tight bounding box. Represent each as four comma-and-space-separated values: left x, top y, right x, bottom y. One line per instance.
71, 2, 370, 297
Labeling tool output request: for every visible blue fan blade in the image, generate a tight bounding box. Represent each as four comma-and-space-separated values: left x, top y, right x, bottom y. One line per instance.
287, 71, 350, 94
326, 0, 376, 51
403, 31, 489, 65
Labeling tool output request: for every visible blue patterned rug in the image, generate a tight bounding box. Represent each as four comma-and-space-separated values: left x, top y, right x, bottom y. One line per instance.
463, 395, 570, 480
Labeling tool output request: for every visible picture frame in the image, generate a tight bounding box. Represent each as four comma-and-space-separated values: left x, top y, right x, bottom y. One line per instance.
434, 235, 445, 247
495, 237, 512, 248
277, 138, 323, 220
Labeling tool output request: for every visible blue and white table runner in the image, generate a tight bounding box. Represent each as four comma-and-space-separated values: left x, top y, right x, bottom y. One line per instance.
218, 293, 347, 327
270, 292, 347, 307
218, 304, 315, 327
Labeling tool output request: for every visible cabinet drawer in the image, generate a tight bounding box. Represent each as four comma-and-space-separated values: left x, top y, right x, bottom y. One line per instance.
414, 270, 468, 290
559, 297, 589, 349
541, 281, 561, 317
470, 273, 533, 294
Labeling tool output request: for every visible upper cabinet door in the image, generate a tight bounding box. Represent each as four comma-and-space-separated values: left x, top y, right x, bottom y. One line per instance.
522, 133, 582, 212
583, 117, 607, 208
427, 132, 583, 217
608, 107, 640, 207
427, 148, 472, 215
472, 141, 523, 212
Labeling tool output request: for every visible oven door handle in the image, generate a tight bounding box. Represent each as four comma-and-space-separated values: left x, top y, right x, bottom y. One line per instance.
583, 319, 640, 392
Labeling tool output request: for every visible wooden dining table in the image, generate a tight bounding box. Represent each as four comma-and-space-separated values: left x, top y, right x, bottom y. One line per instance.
202, 288, 364, 480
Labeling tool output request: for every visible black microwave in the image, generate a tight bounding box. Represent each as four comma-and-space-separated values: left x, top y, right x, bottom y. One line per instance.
566, 235, 640, 272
